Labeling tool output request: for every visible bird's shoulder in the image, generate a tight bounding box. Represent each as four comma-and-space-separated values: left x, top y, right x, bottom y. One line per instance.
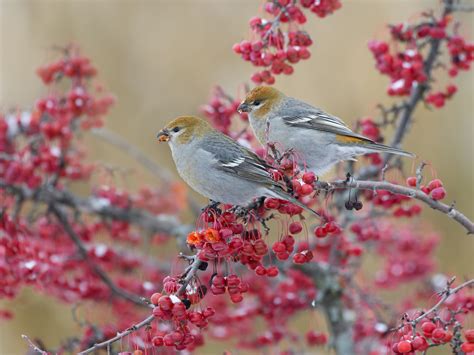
275, 97, 371, 142
201, 131, 279, 186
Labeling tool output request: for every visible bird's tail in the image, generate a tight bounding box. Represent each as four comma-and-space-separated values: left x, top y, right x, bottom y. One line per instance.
268, 187, 321, 219
366, 142, 415, 158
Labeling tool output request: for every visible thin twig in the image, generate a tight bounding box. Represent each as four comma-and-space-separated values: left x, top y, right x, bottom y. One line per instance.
78, 256, 203, 354
21, 335, 49, 355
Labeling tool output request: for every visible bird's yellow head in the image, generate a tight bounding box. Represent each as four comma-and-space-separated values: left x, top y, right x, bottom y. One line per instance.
157, 116, 210, 145
238, 86, 284, 118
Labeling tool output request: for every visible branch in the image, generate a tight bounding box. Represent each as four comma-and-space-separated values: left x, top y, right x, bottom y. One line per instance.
390, 277, 474, 333
21, 334, 49, 355
0, 181, 191, 237
78, 314, 155, 355
50, 204, 148, 307
77, 256, 203, 354
323, 179, 474, 234
297, 263, 355, 354
410, 278, 474, 325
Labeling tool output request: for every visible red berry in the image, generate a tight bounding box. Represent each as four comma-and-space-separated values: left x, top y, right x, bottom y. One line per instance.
397, 340, 412, 353
406, 176, 417, 187
293, 252, 307, 264
150, 292, 162, 306
266, 266, 279, 277
289, 221, 303, 234
428, 179, 443, 190
272, 241, 286, 253
276, 251, 290, 260
465, 329, 474, 342
432, 328, 446, 341
421, 321, 436, 336
431, 187, 446, 201
163, 333, 175, 346
411, 336, 427, 350
314, 226, 327, 238
152, 336, 164, 346
461, 342, 474, 353
255, 265, 267, 276
158, 295, 173, 311
302, 172, 316, 184
230, 293, 243, 303
300, 183, 314, 195
420, 185, 430, 194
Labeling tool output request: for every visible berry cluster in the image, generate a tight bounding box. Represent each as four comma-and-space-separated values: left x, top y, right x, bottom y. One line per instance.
406, 176, 447, 201
425, 84, 457, 108
149, 292, 213, 351
369, 41, 427, 96
233, 0, 341, 84
447, 35, 474, 77
200, 86, 249, 137
392, 314, 474, 354
369, 14, 473, 108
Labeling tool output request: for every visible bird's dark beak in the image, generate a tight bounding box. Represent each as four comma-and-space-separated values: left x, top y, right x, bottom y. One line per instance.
237, 102, 250, 113
157, 129, 170, 142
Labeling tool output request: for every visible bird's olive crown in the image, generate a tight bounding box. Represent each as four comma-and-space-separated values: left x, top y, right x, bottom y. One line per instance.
243, 86, 282, 106
162, 116, 210, 144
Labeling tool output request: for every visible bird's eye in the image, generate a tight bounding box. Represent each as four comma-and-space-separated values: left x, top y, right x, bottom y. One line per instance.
253, 100, 262, 106
172, 127, 181, 133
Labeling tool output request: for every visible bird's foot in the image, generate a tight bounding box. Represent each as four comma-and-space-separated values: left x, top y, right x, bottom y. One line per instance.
202, 200, 221, 214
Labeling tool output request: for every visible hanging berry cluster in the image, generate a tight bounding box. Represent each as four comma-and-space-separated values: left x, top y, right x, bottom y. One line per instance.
233, 0, 342, 84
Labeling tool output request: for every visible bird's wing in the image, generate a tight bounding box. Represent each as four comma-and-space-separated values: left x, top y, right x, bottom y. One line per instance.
202, 133, 280, 188
279, 101, 373, 143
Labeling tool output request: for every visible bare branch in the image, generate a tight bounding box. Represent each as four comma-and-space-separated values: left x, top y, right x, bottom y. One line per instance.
21, 335, 48, 355
410, 278, 474, 325
77, 314, 155, 355
390, 278, 474, 333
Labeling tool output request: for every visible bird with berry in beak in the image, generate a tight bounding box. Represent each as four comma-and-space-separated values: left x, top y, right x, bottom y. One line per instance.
157, 115, 320, 217
239, 86, 414, 175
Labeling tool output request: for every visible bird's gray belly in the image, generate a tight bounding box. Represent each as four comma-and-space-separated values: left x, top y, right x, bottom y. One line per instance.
173, 148, 265, 206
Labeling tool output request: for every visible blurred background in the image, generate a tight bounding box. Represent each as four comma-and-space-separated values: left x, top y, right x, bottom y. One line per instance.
0, 0, 473, 354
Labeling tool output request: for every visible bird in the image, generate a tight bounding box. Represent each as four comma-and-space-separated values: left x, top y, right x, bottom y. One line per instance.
156, 116, 319, 217
238, 86, 414, 175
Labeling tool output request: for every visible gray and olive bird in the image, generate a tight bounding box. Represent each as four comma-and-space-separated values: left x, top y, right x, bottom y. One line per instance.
157, 116, 319, 217
238, 86, 414, 175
